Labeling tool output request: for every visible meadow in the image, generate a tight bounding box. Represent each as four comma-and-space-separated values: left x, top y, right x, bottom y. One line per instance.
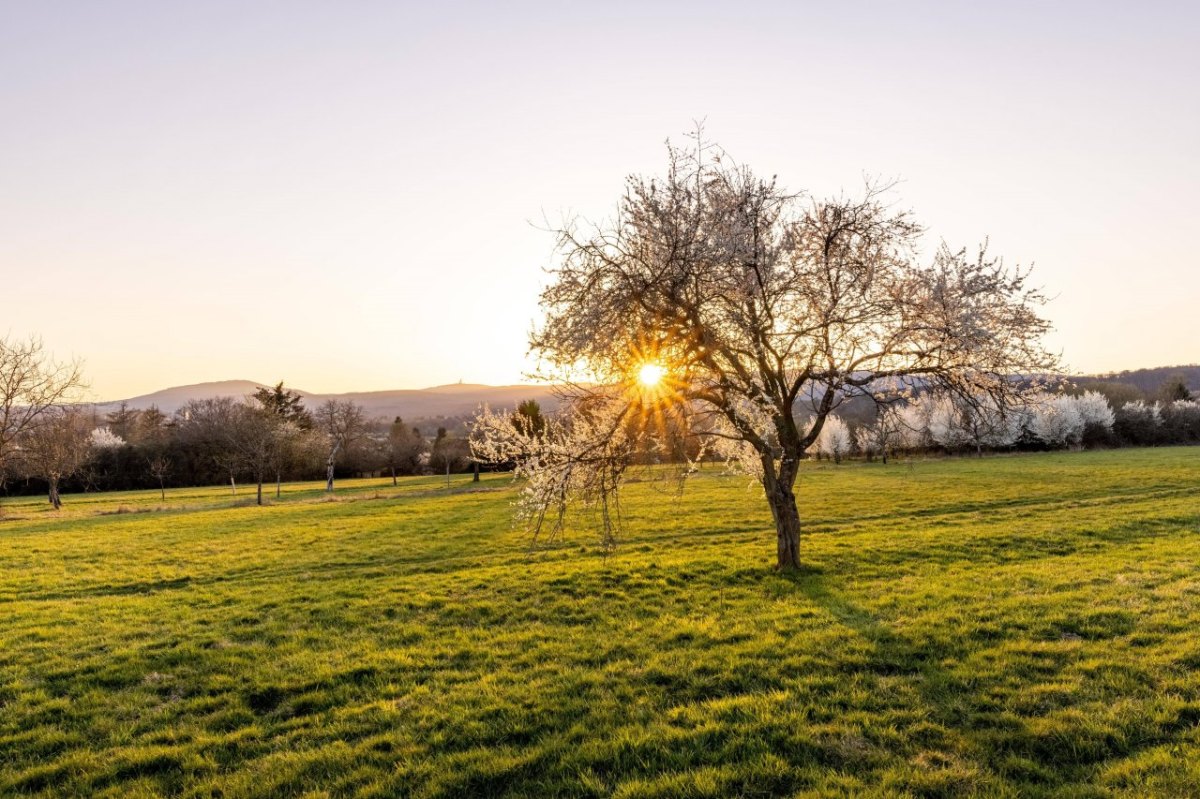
1, 449, 1199, 798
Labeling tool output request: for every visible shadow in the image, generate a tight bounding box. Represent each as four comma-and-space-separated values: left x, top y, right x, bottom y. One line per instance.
782, 567, 1200, 790
5, 576, 193, 603
792, 570, 958, 683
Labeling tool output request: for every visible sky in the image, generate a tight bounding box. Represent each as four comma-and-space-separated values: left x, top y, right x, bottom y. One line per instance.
1, 1, 1197, 401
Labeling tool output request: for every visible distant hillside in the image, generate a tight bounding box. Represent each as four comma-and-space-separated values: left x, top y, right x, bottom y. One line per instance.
1076, 365, 1199, 395
96, 381, 562, 422
98, 380, 272, 414
93, 364, 1197, 425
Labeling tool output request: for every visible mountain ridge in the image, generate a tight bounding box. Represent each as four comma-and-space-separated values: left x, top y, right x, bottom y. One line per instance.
93, 363, 1195, 421
94, 380, 561, 420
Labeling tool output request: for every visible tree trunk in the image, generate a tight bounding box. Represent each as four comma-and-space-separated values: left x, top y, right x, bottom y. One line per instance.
276, 471, 281, 499
473, 462, 480, 482
391, 466, 397, 487
445, 462, 450, 488
256, 479, 263, 506
159, 480, 165, 501
767, 483, 801, 570
230, 473, 236, 495
762, 457, 802, 571
326, 440, 341, 493
49, 477, 61, 510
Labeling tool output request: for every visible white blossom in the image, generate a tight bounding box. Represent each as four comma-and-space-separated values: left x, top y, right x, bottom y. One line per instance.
89, 426, 125, 450
894, 403, 929, 450
814, 415, 851, 462
1075, 391, 1115, 430
918, 393, 1023, 452
1120, 400, 1162, 427
471, 390, 702, 547
1029, 393, 1086, 447
925, 395, 968, 449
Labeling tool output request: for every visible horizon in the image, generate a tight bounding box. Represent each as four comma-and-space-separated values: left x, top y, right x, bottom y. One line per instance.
92, 376, 560, 405
3, 2, 1197, 399
91, 362, 1200, 406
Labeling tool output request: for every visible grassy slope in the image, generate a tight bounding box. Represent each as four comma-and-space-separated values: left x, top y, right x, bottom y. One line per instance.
1, 450, 1199, 798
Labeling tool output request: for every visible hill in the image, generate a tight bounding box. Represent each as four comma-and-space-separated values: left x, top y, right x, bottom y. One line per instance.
97, 380, 562, 421
97, 362, 1197, 427
99, 379, 271, 413
1076, 364, 1199, 395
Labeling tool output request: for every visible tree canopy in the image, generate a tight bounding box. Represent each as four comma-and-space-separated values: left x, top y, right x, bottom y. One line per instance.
474, 133, 1058, 570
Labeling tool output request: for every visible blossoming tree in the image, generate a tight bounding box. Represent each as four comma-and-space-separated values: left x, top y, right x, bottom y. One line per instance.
474, 134, 1057, 570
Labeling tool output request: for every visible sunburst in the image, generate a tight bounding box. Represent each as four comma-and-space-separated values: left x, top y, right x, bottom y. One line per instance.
637, 362, 667, 388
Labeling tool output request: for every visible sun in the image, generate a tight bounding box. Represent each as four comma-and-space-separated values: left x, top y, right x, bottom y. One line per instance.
637, 362, 667, 388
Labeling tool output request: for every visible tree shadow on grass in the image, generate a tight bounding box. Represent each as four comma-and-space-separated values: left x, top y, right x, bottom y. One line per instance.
785, 567, 1200, 795
3, 575, 194, 603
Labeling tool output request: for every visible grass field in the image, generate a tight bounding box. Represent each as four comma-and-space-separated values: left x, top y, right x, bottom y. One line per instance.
1, 449, 1199, 797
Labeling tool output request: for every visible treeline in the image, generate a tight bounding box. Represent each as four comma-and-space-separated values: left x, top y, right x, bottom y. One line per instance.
813, 375, 1199, 463
4, 363, 1195, 508
2, 383, 478, 506
1077, 365, 1200, 398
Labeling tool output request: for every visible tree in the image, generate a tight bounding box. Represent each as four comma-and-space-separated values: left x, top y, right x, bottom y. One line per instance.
1158, 375, 1193, 404
515, 400, 546, 436
1029, 394, 1086, 449
814, 415, 851, 463
134, 405, 170, 449
383, 417, 425, 485
253, 382, 313, 429
430, 427, 471, 485
148, 455, 171, 501
1163, 399, 1200, 443
1075, 390, 1115, 446
855, 405, 905, 464
925, 394, 1022, 455
16, 406, 92, 509
104, 402, 141, 442
252, 382, 315, 497
0, 335, 86, 503
315, 400, 367, 492
1115, 400, 1162, 445
229, 404, 287, 506
176, 398, 243, 494
89, 427, 126, 451
473, 133, 1056, 570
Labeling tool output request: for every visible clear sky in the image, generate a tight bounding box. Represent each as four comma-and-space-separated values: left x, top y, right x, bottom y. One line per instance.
2, 1, 1196, 401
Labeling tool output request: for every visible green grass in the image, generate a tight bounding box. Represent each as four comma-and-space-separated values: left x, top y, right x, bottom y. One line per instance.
1, 449, 1199, 797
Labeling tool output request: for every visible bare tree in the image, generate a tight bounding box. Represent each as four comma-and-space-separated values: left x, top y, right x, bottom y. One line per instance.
429, 426, 471, 487
314, 400, 367, 492
382, 417, 425, 485
474, 132, 1057, 570
175, 399, 305, 505
16, 406, 92, 509
148, 455, 171, 501
855, 405, 906, 464
229, 404, 283, 506
0, 335, 86, 507
176, 398, 243, 494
